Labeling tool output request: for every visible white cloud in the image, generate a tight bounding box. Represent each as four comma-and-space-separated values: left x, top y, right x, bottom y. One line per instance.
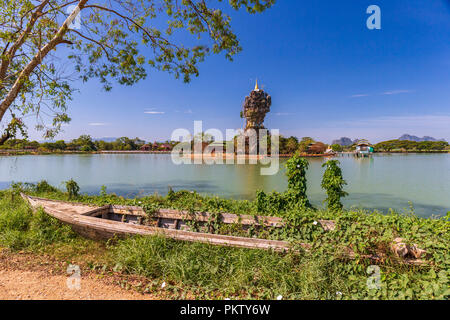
274, 112, 293, 116
184, 109, 193, 114
350, 94, 369, 98
381, 89, 413, 95
144, 111, 165, 114
88, 122, 109, 126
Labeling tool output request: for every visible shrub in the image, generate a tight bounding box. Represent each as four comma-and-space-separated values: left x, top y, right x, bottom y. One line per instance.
285, 155, 311, 208
35, 180, 59, 193
65, 179, 80, 199
321, 160, 348, 211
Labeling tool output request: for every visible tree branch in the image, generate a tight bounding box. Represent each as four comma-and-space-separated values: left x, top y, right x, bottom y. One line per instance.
0, 0, 89, 123
0, 0, 50, 87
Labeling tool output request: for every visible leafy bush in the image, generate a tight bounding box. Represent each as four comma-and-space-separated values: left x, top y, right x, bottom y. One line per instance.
321, 160, 348, 211
35, 180, 59, 193
285, 155, 312, 208
65, 179, 80, 199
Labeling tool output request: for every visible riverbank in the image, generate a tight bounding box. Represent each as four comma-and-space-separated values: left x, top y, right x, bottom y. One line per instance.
1, 185, 448, 300
0, 150, 173, 156
0, 150, 335, 157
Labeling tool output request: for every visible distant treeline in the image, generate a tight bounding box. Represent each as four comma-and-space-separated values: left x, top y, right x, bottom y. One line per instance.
0, 134, 328, 154
0, 135, 177, 152
373, 139, 449, 152
1, 135, 448, 154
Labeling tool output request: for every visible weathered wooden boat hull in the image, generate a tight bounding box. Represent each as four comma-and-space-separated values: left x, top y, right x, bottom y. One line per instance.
21, 194, 428, 265
22, 194, 295, 252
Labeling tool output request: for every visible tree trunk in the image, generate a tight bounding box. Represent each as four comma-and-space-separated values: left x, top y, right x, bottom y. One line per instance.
0, 0, 89, 123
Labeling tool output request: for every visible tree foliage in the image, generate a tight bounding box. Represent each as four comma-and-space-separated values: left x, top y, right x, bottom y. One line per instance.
285, 154, 311, 208
330, 143, 343, 152
374, 139, 449, 152
0, 0, 275, 144
321, 160, 348, 211
65, 178, 80, 198
297, 136, 315, 153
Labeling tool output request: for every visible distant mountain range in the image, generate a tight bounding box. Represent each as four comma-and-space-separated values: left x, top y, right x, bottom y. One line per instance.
331, 137, 354, 146
331, 134, 446, 146
398, 134, 446, 142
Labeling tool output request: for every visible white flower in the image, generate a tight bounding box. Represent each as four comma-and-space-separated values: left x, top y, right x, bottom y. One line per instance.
296, 165, 300, 168
276, 295, 282, 300
138, 201, 142, 204
224, 298, 231, 300
161, 281, 166, 288
336, 291, 342, 296
313, 221, 318, 225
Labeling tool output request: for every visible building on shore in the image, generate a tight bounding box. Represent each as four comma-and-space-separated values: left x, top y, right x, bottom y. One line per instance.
355, 139, 374, 157
307, 142, 327, 155
140, 144, 152, 151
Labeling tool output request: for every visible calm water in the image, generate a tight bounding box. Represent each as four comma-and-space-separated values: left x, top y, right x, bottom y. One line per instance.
1, 153, 449, 217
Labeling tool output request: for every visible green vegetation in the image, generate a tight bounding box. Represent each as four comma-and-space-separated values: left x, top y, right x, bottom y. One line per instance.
0, 134, 332, 155
256, 155, 312, 214
0, 191, 78, 251
330, 144, 344, 152
6, 136, 447, 155
285, 156, 312, 208
374, 140, 449, 152
0, 135, 176, 153
65, 179, 80, 199
1, 178, 449, 299
321, 160, 348, 211
297, 137, 315, 153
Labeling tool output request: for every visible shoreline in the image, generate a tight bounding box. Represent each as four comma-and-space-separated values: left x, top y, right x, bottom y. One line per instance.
0, 150, 335, 157
0, 149, 448, 157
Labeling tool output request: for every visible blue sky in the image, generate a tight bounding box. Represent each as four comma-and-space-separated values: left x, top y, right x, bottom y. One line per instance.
28, 0, 450, 143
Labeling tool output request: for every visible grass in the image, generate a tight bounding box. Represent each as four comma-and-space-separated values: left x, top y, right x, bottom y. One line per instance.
110, 235, 350, 299
0, 183, 449, 300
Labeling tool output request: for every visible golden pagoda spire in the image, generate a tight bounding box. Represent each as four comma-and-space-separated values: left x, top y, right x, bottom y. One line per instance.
254, 78, 260, 91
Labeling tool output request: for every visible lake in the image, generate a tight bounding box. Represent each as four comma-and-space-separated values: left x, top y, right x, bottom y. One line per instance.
1, 153, 449, 217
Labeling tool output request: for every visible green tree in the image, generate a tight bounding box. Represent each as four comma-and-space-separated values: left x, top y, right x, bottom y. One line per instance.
65, 178, 80, 199
330, 144, 343, 152
0, 0, 275, 144
72, 134, 96, 151
278, 135, 298, 154
297, 137, 315, 153
321, 160, 348, 211
95, 140, 113, 150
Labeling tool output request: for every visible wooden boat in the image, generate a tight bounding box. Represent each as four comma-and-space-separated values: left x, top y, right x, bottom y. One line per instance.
21, 193, 303, 252
21, 194, 427, 265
